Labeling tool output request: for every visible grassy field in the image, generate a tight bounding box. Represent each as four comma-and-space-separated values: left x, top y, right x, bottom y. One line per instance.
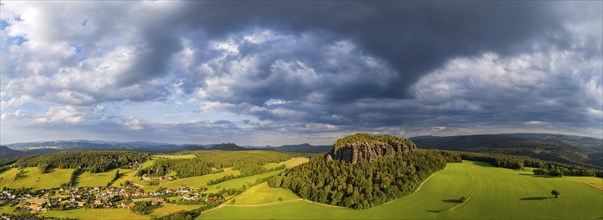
263, 157, 309, 169
231, 182, 300, 205
205, 170, 284, 193
141, 169, 241, 191
149, 204, 201, 218
139, 157, 156, 169
201, 161, 603, 219
111, 169, 137, 186
155, 154, 197, 159
0, 205, 17, 214
42, 208, 147, 219
77, 168, 135, 187
0, 167, 73, 189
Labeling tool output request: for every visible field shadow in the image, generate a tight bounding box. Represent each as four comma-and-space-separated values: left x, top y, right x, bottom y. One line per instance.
520, 196, 550, 201
442, 199, 461, 203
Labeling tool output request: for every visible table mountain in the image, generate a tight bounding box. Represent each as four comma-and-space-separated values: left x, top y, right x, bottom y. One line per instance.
326, 133, 417, 163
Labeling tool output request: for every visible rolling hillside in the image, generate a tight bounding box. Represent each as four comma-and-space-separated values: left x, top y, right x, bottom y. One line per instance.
202, 161, 603, 219
0, 146, 24, 158
412, 133, 603, 168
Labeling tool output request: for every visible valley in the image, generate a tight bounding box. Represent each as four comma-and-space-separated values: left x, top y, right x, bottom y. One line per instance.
203, 160, 602, 219
0, 134, 601, 219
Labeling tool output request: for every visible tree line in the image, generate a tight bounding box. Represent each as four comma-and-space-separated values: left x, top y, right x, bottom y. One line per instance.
456, 151, 602, 177
14, 151, 150, 173
139, 158, 215, 178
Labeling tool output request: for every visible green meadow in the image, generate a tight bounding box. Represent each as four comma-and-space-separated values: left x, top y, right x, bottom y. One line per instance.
231, 182, 300, 205
155, 154, 197, 159
77, 168, 136, 187
42, 208, 147, 219
263, 157, 309, 169
205, 170, 284, 193
149, 204, 202, 218
140, 169, 242, 191
111, 168, 138, 186
0, 167, 73, 189
201, 161, 603, 219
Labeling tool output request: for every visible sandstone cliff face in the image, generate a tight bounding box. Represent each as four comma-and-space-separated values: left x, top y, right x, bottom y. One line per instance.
325, 134, 417, 163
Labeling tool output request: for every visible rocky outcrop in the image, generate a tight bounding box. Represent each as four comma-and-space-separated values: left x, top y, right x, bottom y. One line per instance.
325, 133, 417, 163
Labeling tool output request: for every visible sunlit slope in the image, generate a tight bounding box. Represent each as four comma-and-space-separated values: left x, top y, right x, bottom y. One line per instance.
202, 161, 603, 219
0, 167, 73, 189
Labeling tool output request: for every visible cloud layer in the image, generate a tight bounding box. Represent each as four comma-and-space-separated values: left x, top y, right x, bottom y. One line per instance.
1, 1, 601, 145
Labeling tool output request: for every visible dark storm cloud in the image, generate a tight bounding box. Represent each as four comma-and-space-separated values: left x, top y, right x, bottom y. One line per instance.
143, 1, 569, 102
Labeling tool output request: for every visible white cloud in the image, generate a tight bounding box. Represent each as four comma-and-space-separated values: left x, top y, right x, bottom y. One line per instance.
124, 117, 143, 130
524, 121, 545, 125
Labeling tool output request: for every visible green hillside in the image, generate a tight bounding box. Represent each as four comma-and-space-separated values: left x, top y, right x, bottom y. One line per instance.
412, 133, 603, 168
0, 167, 74, 189
201, 161, 603, 219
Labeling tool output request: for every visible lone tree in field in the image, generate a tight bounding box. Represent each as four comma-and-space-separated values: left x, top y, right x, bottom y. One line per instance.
551, 189, 560, 198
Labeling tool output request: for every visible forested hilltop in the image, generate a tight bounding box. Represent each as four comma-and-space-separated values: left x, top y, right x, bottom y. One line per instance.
272, 134, 461, 209
13, 151, 150, 173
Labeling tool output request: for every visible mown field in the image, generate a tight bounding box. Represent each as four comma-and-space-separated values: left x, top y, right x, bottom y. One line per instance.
205, 170, 284, 193
231, 182, 300, 205
77, 168, 136, 187
132, 157, 306, 191
149, 204, 201, 218
201, 161, 603, 219
140, 169, 242, 192
263, 157, 309, 169
155, 154, 197, 159
0, 167, 73, 189
42, 208, 147, 219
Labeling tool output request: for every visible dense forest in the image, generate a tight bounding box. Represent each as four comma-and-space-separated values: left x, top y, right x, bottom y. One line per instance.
272, 150, 461, 209
13, 151, 150, 173
139, 158, 215, 178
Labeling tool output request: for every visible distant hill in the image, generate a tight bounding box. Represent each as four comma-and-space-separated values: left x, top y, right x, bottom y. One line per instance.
411, 133, 603, 168
0, 146, 25, 158
276, 143, 331, 153
209, 143, 247, 151
6, 140, 182, 153
180, 144, 214, 151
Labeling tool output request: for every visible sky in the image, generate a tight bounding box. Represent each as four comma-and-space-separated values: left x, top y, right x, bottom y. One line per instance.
0, 1, 602, 145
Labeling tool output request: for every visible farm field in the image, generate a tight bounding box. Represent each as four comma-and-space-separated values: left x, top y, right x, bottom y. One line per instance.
141, 169, 242, 191
155, 154, 197, 159
205, 170, 284, 193
149, 204, 201, 218
263, 157, 309, 169
42, 208, 147, 219
231, 182, 300, 205
111, 168, 137, 186
202, 161, 603, 219
0, 167, 73, 189
77, 168, 135, 187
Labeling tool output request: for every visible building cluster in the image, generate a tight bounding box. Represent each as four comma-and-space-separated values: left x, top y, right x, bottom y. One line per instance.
0, 185, 201, 214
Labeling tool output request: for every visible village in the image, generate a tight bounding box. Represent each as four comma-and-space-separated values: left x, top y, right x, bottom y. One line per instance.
0, 182, 220, 214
